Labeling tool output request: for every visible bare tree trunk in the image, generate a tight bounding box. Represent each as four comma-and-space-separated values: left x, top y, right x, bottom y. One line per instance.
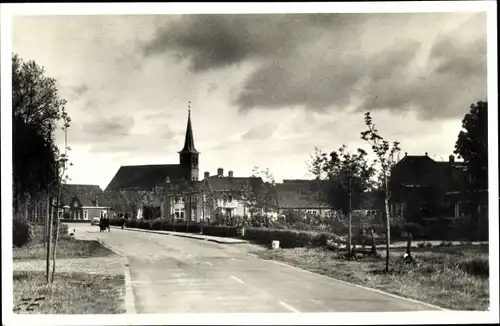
52, 184, 63, 282
384, 173, 391, 272
348, 191, 352, 259
46, 195, 52, 284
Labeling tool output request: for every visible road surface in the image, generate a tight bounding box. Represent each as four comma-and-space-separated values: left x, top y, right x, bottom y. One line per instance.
70, 223, 441, 313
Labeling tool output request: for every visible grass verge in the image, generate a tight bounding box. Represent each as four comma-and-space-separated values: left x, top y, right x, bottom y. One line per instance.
13, 237, 115, 261
13, 271, 125, 314
255, 244, 489, 311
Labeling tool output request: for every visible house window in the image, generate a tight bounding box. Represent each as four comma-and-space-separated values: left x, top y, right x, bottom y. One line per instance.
228, 195, 233, 202
58, 210, 63, 218
83, 210, 88, 220
175, 209, 185, 219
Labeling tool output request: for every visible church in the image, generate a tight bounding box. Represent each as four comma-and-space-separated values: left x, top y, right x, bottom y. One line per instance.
104, 109, 204, 221
105, 109, 200, 191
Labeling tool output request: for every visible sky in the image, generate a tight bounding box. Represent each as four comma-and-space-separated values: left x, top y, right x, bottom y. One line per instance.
12, 12, 487, 190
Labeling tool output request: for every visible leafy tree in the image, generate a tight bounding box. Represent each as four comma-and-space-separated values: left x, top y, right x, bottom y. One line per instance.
12, 54, 69, 213
13, 54, 71, 284
322, 145, 375, 258
454, 101, 488, 191
361, 112, 401, 272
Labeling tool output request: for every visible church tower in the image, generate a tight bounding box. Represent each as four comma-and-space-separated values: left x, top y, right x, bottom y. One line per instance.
178, 103, 199, 181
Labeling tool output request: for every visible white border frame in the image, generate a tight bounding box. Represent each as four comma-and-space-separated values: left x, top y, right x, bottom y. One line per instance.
1, 2, 498, 325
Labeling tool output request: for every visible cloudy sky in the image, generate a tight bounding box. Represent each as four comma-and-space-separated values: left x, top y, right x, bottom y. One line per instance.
12, 11, 487, 189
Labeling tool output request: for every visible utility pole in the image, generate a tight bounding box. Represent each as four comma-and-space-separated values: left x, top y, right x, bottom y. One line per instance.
201, 193, 205, 234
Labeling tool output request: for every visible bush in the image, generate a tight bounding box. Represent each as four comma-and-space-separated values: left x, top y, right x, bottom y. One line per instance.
58, 223, 69, 236
13, 217, 33, 247
460, 257, 489, 277
311, 232, 342, 247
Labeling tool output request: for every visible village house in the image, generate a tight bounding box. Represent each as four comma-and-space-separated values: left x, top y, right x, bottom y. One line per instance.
201, 168, 274, 221
389, 152, 485, 223
59, 184, 111, 221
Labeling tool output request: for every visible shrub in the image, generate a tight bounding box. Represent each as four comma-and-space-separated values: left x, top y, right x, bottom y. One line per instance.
311, 232, 341, 247
126, 219, 138, 228
13, 217, 33, 247
460, 257, 489, 277
58, 223, 69, 236
439, 241, 453, 247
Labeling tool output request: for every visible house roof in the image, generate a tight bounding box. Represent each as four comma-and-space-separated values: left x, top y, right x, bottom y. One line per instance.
60, 184, 105, 207
205, 176, 265, 193
391, 154, 469, 191
102, 190, 144, 212
275, 180, 330, 209
105, 164, 185, 191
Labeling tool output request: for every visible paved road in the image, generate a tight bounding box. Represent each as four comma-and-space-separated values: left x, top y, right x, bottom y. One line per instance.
70, 223, 441, 313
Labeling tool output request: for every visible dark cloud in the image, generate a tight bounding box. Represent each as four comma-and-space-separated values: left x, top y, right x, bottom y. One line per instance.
72, 84, 89, 96
81, 116, 135, 135
241, 123, 276, 140
142, 14, 350, 71
143, 13, 487, 120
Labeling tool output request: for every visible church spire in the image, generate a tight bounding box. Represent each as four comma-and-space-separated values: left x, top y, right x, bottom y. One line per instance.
179, 101, 199, 154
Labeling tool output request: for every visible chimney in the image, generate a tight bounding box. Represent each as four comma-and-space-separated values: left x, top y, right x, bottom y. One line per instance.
217, 168, 223, 178
449, 154, 455, 164
95, 194, 99, 207
204, 171, 210, 179
404, 152, 407, 157
425, 152, 428, 156
228, 170, 234, 178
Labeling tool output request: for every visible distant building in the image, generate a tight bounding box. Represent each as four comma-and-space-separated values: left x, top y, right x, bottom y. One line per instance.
59, 184, 110, 220
201, 168, 270, 220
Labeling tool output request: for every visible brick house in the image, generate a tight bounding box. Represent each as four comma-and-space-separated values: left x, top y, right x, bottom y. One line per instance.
389, 152, 482, 223
274, 180, 333, 218
201, 168, 273, 221
59, 184, 111, 220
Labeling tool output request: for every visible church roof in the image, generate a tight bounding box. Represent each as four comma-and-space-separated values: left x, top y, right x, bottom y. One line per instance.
179, 110, 199, 154
105, 164, 185, 191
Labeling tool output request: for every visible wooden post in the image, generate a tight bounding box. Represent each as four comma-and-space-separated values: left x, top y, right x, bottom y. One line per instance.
46, 195, 52, 284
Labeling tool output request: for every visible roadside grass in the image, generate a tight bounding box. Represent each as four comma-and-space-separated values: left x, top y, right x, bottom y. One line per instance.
13, 237, 115, 261
255, 244, 489, 311
13, 271, 125, 314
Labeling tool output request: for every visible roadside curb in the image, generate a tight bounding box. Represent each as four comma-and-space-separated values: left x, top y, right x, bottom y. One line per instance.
97, 240, 137, 314
110, 225, 248, 244
248, 253, 450, 311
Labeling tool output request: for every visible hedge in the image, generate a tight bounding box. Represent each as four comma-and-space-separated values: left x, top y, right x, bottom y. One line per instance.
241, 227, 341, 248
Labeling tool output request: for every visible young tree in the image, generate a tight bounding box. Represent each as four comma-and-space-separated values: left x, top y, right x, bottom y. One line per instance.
306, 147, 329, 217
249, 166, 276, 225
52, 117, 72, 283
361, 112, 401, 272
322, 145, 375, 258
